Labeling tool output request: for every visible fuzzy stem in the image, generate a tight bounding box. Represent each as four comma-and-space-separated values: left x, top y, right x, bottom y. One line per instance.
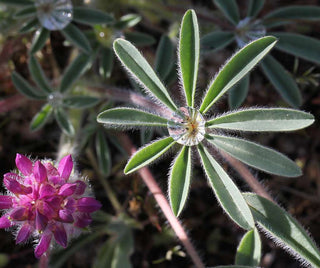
117, 133, 205, 268
220, 151, 274, 202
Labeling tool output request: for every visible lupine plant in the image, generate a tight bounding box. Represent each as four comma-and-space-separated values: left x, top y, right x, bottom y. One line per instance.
97, 9, 320, 266
202, 0, 320, 108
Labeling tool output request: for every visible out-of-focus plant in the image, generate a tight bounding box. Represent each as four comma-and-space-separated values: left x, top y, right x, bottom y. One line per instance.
0, 0, 114, 54
97, 9, 318, 266
201, 0, 320, 108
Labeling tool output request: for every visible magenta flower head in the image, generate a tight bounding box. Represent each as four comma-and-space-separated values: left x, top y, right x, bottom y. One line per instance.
0, 154, 101, 258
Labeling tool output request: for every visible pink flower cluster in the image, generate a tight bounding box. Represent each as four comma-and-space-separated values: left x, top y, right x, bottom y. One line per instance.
0, 154, 101, 258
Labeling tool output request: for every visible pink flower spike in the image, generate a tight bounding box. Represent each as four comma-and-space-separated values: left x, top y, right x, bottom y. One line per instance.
0, 196, 13, 209
3, 173, 32, 195
16, 224, 32, 244
35, 210, 48, 231
74, 213, 92, 228
39, 184, 56, 199
10, 207, 27, 221
53, 224, 67, 248
35, 233, 52, 258
33, 161, 47, 183
59, 209, 74, 223
77, 197, 102, 213
58, 155, 73, 180
74, 180, 86, 195
0, 215, 11, 228
15, 154, 33, 176
58, 183, 77, 196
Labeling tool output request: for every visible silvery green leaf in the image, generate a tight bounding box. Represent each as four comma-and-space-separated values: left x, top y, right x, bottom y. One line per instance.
264, 5, 320, 21
114, 14, 141, 30
30, 27, 50, 54
228, 75, 249, 109
96, 130, 111, 176
29, 55, 53, 93
198, 144, 254, 230
73, 7, 114, 25
63, 96, 99, 109
206, 134, 301, 177
201, 31, 235, 52
247, 0, 265, 18
214, 0, 240, 25
124, 32, 156, 47
99, 47, 114, 79
206, 108, 314, 131
54, 108, 75, 136
19, 18, 39, 33
13, 5, 36, 18
155, 35, 175, 82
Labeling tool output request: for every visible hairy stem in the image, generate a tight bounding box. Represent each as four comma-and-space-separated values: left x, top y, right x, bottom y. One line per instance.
117, 133, 205, 268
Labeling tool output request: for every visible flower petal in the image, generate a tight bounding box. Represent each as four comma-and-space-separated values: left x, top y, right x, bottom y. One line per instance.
58, 155, 73, 180
77, 197, 101, 213
53, 224, 68, 248
74, 180, 86, 195
3, 173, 32, 195
35, 209, 48, 231
59, 209, 74, 223
15, 154, 33, 176
16, 224, 32, 244
0, 196, 13, 209
58, 183, 77, 196
74, 213, 92, 228
33, 161, 47, 183
34, 233, 52, 258
0, 215, 12, 228
10, 207, 27, 221
39, 184, 56, 199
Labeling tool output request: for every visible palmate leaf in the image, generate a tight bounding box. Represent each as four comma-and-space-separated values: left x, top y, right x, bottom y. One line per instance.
206, 108, 314, 131
272, 32, 320, 65
179, 9, 199, 107
244, 193, 320, 267
29, 55, 53, 93
201, 31, 235, 52
247, 0, 265, 18
197, 144, 254, 230
199, 36, 277, 114
169, 146, 191, 216
264, 5, 320, 21
30, 104, 53, 131
235, 228, 261, 266
73, 7, 114, 25
260, 55, 301, 107
206, 134, 301, 177
97, 108, 168, 127
113, 39, 177, 111
214, 0, 240, 25
228, 75, 249, 109
124, 137, 175, 174
30, 27, 50, 54
155, 35, 175, 82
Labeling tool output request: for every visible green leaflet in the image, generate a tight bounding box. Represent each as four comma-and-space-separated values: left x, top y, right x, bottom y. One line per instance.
113, 39, 177, 111
0, 0, 33, 6
97, 108, 168, 127
54, 108, 75, 136
214, 0, 240, 25
228, 75, 249, 109
99, 47, 114, 79
124, 137, 175, 174
179, 9, 199, 107
73, 7, 114, 25
61, 23, 92, 54
30, 104, 53, 131
201, 31, 235, 52
155, 35, 175, 82
260, 54, 301, 108
235, 228, 261, 266
59, 53, 92, 93
13, 5, 36, 19
28, 55, 53, 93
273, 32, 320, 65
11, 71, 46, 100
244, 193, 320, 267
30, 27, 50, 54
247, 0, 265, 17
264, 5, 320, 21
200, 36, 277, 114
114, 14, 141, 30
206, 108, 314, 131
124, 32, 156, 47
96, 130, 112, 176
169, 146, 191, 216
206, 134, 302, 177
63, 96, 99, 109
19, 18, 39, 33
197, 144, 254, 230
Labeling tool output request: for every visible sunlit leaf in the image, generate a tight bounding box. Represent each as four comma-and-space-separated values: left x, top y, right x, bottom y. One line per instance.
97, 107, 168, 127
206, 134, 302, 177
206, 108, 314, 131
169, 146, 191, 216
244, 193, 320, 267
179, 9, 199, 107
124, 137, 175, 174
201, 31, 234, 52
30, 104, 53, 131
214, 0, 240, 25
200, 36, 277, 114
260, 54, 301, 107
198, 144, 254, 230
228, 75, 249, 109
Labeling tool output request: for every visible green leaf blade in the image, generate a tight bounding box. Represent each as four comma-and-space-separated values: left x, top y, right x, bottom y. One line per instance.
113, 39, 177, 111
155, 35, 175, 82
54, 108, 75, 136
264, 5, 320, 21
198, 144, 254, 230
96, 130, 112, 176
97, 107, 168, 127
273, 32, 320, 65
200, 36, 277, 114
30, 104, 53, 131
30, 27, 50, 54
179, 9, 199, 107
99, 47, 114, 79
247, 0, 265, 18
207, 134, 302, 177
0, 0, 33, 6
124, 32, 156, 47
235, 228, 261, 266
14, 5, 36, 19
201, 31, 235, 52
169, 146, 191, 216
29, 55, 53, 93
124, 137, 175, 174
228, 75, 249, 109
214, 0, 240, 25
73, 7, 114, 25
114, 14, 141, 30
63, 96, 99, 109
207, 108, 314, 131
244, 193, 320, 267
260, 54, 302, 107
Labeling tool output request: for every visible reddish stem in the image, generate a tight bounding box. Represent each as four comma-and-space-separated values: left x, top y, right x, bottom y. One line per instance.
118, 133, 205, 268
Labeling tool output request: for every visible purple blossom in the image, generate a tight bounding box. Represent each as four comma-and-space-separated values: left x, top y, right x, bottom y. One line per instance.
0, 154, 101, 258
